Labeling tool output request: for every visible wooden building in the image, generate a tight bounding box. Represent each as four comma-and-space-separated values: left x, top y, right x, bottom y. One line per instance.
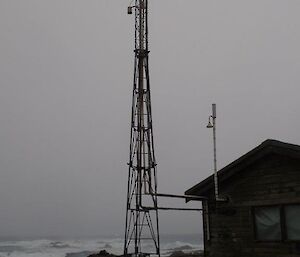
185, 139, 300, 257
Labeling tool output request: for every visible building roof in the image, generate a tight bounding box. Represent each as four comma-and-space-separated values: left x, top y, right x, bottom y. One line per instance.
185, 139, 300, 197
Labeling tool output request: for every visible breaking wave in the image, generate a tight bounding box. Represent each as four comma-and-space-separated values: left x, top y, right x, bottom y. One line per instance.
0, 234, 202, 257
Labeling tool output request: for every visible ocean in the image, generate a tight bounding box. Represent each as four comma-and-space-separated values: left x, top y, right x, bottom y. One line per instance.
0, 234, 203, 257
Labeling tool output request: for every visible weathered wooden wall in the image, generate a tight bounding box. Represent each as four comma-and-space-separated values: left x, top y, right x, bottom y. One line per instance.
204, 153, 300, 257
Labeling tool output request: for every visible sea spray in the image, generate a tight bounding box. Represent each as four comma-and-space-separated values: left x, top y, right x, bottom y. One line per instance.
0, 234, 202, 257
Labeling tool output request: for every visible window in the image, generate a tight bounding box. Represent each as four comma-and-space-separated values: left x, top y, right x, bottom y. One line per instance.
285, 205, 300, 240
254, 206, 281, 241
253, 204, 300, 241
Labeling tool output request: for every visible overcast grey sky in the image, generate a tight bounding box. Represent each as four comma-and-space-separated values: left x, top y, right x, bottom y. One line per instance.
0, 0, 299, 238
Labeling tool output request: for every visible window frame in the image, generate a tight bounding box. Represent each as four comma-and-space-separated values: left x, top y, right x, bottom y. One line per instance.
284, 203, 300, 242
252, 203, 300, 243
253, 205, 283, 242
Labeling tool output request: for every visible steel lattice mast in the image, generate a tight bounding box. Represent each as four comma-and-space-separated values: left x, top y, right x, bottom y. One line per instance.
124, 1, 160, 256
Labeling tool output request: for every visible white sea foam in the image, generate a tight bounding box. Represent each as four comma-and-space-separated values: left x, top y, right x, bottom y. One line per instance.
0, 234, 202, 257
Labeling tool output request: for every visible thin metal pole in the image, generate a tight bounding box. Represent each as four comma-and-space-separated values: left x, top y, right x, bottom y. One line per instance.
150, 193, 207, 201
212, 103, 219, 201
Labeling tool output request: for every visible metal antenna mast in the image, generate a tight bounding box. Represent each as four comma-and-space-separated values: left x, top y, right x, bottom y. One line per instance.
124, 1, 160, 257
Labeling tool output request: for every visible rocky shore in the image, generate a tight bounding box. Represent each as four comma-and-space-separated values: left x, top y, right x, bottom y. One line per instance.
87, 250, 204, 257
88, 250, 118, 257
